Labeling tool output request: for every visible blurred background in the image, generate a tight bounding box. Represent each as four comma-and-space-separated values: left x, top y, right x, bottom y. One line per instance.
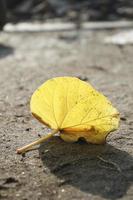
1, 0, 133, 29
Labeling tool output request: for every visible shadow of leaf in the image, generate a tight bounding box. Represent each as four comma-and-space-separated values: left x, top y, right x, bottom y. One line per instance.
39, 137, 133, 200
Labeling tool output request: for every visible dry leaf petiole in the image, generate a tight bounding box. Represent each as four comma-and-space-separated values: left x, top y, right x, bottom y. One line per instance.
17, 129, 58, 154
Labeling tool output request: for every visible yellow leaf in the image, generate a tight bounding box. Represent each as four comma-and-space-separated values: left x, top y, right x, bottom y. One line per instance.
31, 77, 119, 143
17, 77, 120, 154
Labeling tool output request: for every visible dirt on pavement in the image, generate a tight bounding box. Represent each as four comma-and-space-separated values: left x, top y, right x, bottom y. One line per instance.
0, 29, 133, 200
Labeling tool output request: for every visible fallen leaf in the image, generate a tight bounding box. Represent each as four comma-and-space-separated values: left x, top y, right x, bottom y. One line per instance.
17, 77, 120, 154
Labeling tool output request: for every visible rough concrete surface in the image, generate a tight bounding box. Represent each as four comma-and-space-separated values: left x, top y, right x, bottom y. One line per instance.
0, 29, 133, 200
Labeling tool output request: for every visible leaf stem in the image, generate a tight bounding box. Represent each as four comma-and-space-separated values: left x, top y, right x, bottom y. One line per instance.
17, 129, 58, 154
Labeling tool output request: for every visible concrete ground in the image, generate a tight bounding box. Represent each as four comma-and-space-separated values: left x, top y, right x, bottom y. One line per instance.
0, 28, 133, 200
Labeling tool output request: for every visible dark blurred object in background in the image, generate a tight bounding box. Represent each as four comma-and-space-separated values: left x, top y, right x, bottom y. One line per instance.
0, 0, 6, 30
2, 0, 133, 23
